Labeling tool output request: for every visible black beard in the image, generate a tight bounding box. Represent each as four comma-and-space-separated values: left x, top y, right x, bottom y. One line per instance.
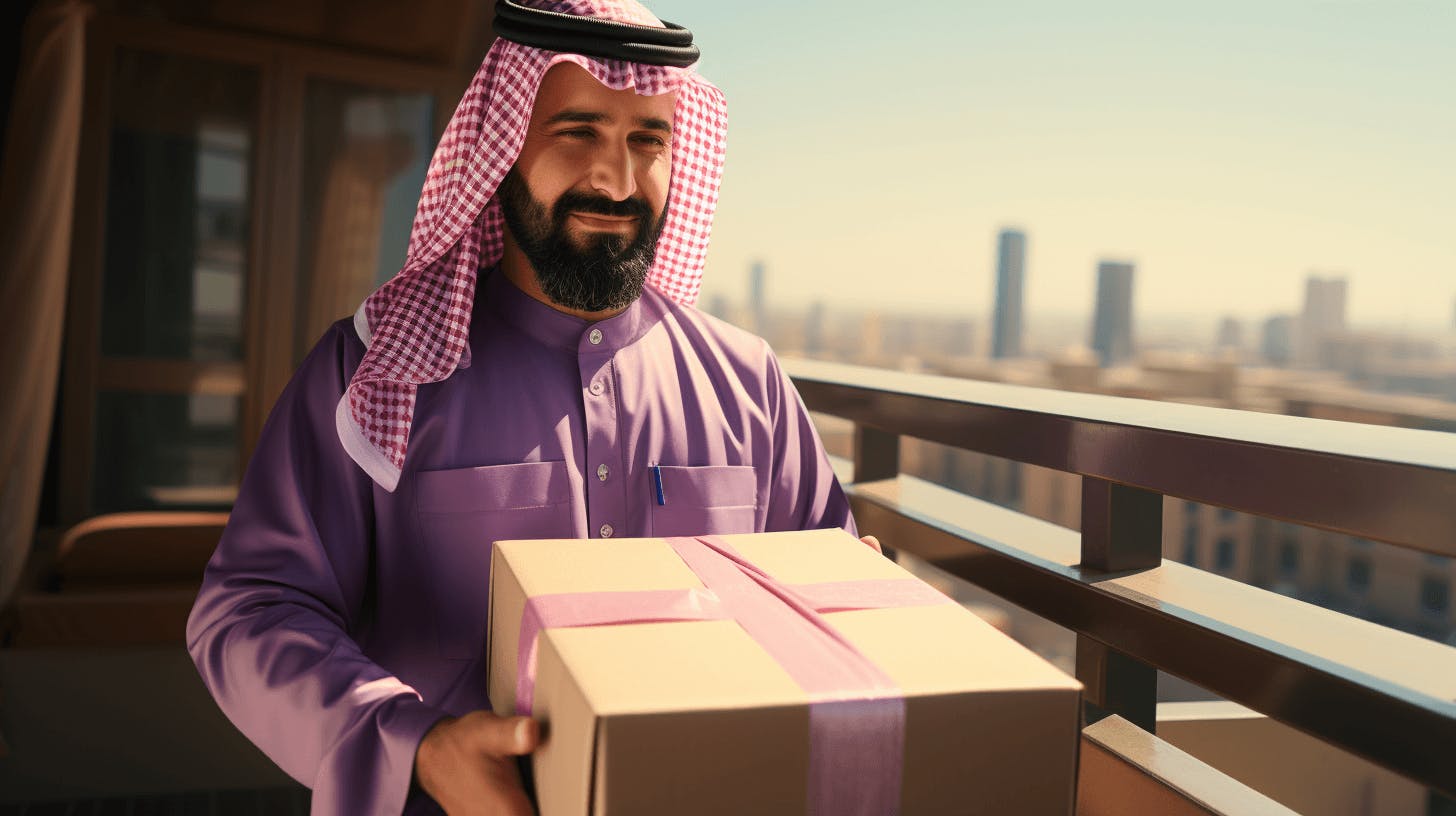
496, 168, 666, 313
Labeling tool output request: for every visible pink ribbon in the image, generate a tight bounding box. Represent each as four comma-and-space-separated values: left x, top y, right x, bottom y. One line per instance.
511, 535, 954, 816
515, 586, 731, 715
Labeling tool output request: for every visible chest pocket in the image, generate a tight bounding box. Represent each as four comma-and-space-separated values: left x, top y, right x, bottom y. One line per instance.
415, 461, 573, 660
647, 465, 759, 538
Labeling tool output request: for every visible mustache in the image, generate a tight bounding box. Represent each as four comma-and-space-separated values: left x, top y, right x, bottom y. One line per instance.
553, 190, 654, 221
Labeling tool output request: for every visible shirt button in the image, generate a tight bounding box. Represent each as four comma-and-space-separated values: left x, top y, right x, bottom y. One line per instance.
597, 463, 610, 481
599, 523, 614, 538
589, 328, 603, 345
589, 381, 604, 396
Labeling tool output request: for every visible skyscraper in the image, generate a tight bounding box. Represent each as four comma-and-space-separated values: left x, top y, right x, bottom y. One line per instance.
748, 259, 766, 333
1090, 261, 1135, 367
1297, 274, 1348, 368
804, 300, 825, 356
1216, 316, 1244, 351
991, 228, 1026, 359
1262, 314, 1295, 367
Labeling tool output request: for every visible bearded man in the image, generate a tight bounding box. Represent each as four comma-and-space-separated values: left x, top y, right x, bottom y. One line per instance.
186, 1, 867, 813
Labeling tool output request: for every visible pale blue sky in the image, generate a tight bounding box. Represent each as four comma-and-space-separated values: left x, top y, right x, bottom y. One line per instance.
650, 0, 1455, 327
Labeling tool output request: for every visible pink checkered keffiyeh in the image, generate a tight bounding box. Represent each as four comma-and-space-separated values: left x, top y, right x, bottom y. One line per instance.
334, 0, 727, 491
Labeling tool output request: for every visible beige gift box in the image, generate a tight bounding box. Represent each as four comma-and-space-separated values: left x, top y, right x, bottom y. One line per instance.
487, 528, 1082, 815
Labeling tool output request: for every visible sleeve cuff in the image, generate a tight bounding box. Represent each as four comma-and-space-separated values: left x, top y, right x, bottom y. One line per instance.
378, 695, 452, 815
307, 691, 450, 815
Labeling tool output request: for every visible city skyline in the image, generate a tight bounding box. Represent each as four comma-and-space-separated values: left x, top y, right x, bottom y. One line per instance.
719, 251, 1456, 338
658, 0, 1456, 327
693, 223, 1454, 332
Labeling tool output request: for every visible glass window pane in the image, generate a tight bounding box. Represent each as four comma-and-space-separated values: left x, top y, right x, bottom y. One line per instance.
1347, 557, 1373, 595
295, 80, 434, 361
1421, 577, 1450, 616
1215, 537, 1237, 572
1279, 539, 1300, 577
100, 49, 259, 362
92, 391, 241, 514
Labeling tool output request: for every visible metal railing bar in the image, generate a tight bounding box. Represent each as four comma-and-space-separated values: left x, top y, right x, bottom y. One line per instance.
849, 477, 1456, 795
855, 478, 1456, 700
789, 358, 1456, 471
1082, 715, 1303, 816
789, 359, 1456, 556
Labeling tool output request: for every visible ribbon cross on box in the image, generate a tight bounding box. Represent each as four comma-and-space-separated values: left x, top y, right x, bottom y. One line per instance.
513, 534, 955, 816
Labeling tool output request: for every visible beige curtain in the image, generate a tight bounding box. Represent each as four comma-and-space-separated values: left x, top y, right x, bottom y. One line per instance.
0, 0, 90, 607
303, 134, 414, 345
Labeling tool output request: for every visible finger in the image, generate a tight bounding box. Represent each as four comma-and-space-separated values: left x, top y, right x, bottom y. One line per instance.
473, 713, 540, 757
485, 781, 536, 816
860, 535, 882, 553
480, 757, 537, 816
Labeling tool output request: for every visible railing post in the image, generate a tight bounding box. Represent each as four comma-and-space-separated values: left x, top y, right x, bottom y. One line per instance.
1079, 476, 1162, 731
1077, 636, 1158, 733
1080, 477, 1162, 572
853, 425, 899, 483
852, 425, 900, 560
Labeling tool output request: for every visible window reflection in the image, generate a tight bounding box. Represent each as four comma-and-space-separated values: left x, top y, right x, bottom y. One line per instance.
88, 48, 258, 515
100, 49, 256, 362
193, 123, 249, 359
295, 81, 433, 360
93, 392, 240, 513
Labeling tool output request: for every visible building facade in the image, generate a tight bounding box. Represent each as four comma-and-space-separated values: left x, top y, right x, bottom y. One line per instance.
1090, 260, 1136, 366
991, 228, 1026, 359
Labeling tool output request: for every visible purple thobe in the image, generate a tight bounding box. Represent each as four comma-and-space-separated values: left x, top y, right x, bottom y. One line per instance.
186, 269, 857, 815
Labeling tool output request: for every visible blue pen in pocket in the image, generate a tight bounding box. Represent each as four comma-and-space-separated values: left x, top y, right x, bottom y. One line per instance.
651, 464, 666, 506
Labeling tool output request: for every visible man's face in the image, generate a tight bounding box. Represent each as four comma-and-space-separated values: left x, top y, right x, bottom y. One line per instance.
499, 62, 678, 313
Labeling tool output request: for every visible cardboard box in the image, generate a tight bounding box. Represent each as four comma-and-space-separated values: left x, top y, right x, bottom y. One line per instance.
487, 529, 1081, 815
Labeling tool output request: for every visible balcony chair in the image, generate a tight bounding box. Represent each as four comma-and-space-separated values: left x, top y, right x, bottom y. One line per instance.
3, 511, 228, 648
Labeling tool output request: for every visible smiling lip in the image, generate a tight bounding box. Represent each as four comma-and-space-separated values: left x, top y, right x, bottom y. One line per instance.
569, 212, 638, 227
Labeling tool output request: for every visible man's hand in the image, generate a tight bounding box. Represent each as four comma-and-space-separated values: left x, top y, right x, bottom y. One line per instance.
415, 710, 539, 816
861, 535, 882, 554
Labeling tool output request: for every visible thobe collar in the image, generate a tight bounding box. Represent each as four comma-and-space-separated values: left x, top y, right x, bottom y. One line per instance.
480, 266, 658, 354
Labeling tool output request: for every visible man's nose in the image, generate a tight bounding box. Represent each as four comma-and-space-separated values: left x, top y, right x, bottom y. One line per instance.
589, 141, 637, 202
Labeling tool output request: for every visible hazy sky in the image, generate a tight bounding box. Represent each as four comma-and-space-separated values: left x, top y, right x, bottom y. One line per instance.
649, 0, 1455, 328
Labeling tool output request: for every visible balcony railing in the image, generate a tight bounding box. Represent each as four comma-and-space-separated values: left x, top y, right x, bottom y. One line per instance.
786, 357, 1456, 799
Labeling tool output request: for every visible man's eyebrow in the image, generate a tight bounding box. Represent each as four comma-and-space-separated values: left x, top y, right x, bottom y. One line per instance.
545, 109, 607, 127
545, 109, 672, 135
637, 116, 673, 135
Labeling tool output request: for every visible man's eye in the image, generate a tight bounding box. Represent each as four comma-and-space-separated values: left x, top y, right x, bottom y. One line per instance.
632, 135, 668, 148
560, 128, 594, 139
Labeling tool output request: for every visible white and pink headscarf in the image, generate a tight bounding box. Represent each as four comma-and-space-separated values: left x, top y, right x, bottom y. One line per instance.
335, 0, 727, 491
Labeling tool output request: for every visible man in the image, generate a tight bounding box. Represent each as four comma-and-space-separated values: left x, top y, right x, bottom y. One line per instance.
186, 1, 868, 814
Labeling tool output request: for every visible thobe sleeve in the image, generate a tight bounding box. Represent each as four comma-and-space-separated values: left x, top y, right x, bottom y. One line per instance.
186, 322, 447, 816
760, 343, 859, 537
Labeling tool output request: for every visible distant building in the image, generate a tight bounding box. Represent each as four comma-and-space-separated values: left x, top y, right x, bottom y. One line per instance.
804, 301, 825, 356
859, 312, 884, 362
1216, 316, 1244, 352
1313, 331, 1455, 400
1090, 260, 1136, 366
991, 229, 1026, 359
748, 259, 767, 333
947, 317, 977, 358
1298, 274, 1347, 367
1262, 314, 1295, 367
703, 293, 730, 321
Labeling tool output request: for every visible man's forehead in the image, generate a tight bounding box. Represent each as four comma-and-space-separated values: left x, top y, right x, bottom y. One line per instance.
530, 62, 678, 128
